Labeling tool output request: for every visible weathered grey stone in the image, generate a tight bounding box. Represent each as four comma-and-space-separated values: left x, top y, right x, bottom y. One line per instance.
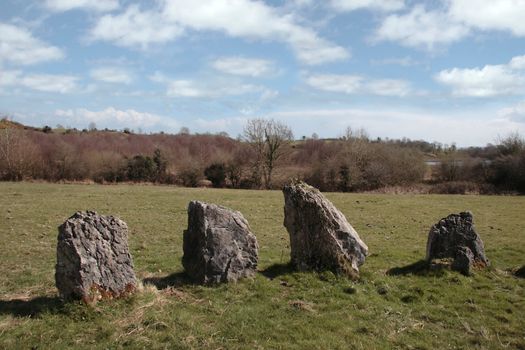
426, 211, 489, 275
182, 201, 259, 284
283, 181, 368, 279
55, 211, 137, 303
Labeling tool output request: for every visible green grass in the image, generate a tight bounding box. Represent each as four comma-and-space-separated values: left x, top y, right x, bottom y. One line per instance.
0, 182, 524, 349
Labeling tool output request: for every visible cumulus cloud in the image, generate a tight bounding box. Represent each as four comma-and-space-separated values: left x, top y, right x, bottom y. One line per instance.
499, 101, 525, 123
435, 54, 525, 97
212, 57, 276, 77
0, 23, 64, 65
330, 0, 404, 12
0, 70, 78, 93
306, 73, 412, 97
150, 72, 268, 98
55, 107, 178, 130
90, 67, 133, 84
89, 5, 182, 49
374, 5, 469, 50
89, 0, 349, 65
375, 1, 525, 50
448, 0, 525, 37
44, 0, 119, 12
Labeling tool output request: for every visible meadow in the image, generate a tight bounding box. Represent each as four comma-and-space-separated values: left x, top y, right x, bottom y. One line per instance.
0, 182, 524, 349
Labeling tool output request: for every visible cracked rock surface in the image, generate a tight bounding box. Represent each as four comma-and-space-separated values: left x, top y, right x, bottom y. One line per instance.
55, 211, 137, 302
426, 211, 489, 275
182, 201, 259, 284
283, 181, 368, 279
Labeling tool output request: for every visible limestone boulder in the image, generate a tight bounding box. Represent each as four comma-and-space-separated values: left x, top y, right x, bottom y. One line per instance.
426, 211, 489, 275
55, 211, 137, 303
283, 182, 368, 279
182, 201, 258, 284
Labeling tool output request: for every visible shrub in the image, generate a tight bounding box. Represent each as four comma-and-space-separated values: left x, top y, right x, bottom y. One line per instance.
178, 167, 202, 187
126, 155, 157, 182
204, 163, 226, 188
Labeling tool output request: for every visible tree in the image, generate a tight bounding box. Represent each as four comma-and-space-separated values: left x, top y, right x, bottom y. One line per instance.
243, 118, 293, 189
339, 164, 351, 192
0, 128, 39, 180
153, 148, 168, 182
204, 163, 226, 188
126, 155, 157, 181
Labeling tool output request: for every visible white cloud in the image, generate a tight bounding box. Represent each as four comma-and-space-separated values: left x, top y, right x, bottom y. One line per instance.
44, 0, 119, 12
0, 23, 64, 65
170, 81, 261, 98
0, 70, 78, 93
375, 1, 525, 50
330, 0, 404, 12
499, 101, 525, 123
290, 0, 315, 8
448, 0, 525, 37
212, 57, 276, 77
436, 55, 525, 97
55, 107, 178, 130
306, 74, 362, 94
366, 79, 412, 97
306, 73, 412, 96
374, 5, 469, 50
90, 0, 349, 65
150, 72, 266, 98
89, 5, 183, 49
370, 56, 420, 67
90, 67, 133, 84
509, 55, 525, 70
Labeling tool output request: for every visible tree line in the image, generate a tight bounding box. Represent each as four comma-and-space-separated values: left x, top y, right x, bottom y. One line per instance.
0, 117, 524, 194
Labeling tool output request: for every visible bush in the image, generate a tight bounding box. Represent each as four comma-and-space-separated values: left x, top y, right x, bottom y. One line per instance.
429, 181, 479, 195
204, 163, 226, 188
178, 167, 202, 187
487, 154, 525, 193
126, 155, 157, 182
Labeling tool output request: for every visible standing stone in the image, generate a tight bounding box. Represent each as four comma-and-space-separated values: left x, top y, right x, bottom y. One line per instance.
283, 181, 369, 279
426, 211, 489, 275
182, 201, 259, 284
55, 211, 137, 303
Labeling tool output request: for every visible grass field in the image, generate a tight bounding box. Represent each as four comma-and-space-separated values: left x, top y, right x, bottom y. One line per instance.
0, 182, 524, 349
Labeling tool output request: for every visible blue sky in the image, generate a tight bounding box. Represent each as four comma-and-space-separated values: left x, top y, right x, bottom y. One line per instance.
1, 0, 525, 146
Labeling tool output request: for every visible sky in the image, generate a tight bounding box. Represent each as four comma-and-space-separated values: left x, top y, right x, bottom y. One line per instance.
1, 0, 525, 146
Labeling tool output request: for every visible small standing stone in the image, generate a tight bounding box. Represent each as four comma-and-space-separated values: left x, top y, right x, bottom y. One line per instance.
182, 201, 259, 284
426, 211, 489, 275
283, 181, 369, 279
55, 211, 137, 303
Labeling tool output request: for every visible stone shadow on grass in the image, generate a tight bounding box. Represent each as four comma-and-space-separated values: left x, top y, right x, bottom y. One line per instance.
0, 296, 63, 317
260, 263, 295, 280
143, 272, 194, 290
387, 259, 447, 277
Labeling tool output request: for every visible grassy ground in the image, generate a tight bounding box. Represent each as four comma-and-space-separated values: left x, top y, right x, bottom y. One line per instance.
0, 182, 524, 349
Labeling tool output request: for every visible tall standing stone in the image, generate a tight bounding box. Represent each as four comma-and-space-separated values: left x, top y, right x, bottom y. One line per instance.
55, 211, 137, 303
426, 211, 489, 275
283, 182, 369, 279
182, 201, 259, 284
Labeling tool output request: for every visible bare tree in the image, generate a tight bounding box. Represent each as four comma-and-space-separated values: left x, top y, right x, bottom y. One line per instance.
0, 128, 39, 180
243, 118, 293, 189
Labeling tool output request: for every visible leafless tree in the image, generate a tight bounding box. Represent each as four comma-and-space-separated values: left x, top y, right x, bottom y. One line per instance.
0, 128, 39, 180
243, 118, 293, 189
